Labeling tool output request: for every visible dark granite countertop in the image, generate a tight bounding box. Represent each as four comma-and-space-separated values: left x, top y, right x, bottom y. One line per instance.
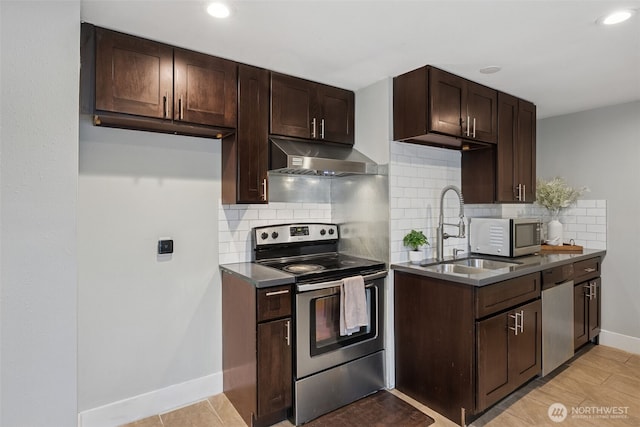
220, 262, 295, 288
391, 249, 606, 286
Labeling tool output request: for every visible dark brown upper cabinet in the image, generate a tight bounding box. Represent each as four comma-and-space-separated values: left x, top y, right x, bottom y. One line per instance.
496, 92, 536, 203
82, 24, 237, 139
461, 92, 536, 204
222, 65, 270, 204
271, 73, 354, 145
173, 48, 237, 128
93, 27, 173, 119
394, 65, 497, 148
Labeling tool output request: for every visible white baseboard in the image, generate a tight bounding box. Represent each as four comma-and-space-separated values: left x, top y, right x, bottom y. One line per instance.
599, 329, 640, 355
78, 372, 223, 427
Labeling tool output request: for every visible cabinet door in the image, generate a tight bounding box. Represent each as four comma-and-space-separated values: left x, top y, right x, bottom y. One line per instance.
317, 85, 354, 144
429, 68, 464, 137
574, 282, 589, 350
467, 82, 497, 143
516, 99, 536, 202
496, 92, 518, 202
508, 299, 542, 387
236, 65, 269, 203
588, 278, 601, 340
476, 313, 510, 411
271, 73, 315, 139
173, 49, 237, 128
257, 318, 292, 417
95, 28, 173, 119
393, 67, 428, 141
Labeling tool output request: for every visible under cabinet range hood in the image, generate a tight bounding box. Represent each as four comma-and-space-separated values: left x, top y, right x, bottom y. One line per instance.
269, 137, 378, 176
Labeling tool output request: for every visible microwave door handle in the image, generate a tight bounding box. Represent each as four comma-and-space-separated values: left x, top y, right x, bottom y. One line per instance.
297, 271, 387, 292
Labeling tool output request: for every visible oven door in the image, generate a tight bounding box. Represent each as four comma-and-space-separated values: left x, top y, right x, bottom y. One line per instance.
295, 271, 386, 379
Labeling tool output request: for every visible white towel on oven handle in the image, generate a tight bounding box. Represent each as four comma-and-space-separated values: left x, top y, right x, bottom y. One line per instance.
340, 275, 368, 336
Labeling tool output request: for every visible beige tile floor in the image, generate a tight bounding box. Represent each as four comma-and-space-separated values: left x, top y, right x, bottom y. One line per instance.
122, 344, 639, 427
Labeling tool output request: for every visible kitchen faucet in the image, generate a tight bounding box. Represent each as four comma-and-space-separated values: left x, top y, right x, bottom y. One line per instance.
436, 185, 466, 262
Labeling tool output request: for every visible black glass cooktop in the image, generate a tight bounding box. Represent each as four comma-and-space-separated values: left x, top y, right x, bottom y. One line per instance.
258, 253, 385, 282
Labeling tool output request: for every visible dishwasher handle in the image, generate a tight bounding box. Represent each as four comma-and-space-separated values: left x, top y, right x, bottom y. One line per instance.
542, 264, 575, 290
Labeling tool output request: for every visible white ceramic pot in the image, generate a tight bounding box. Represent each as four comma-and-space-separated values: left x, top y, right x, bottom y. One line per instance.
547, 219, 563, 246
409, 250, 423, 264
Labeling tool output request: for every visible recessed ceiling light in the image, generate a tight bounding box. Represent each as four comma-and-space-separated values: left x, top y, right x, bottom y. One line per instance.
598, 9, 635, 25
479, 66, 501, 74
207, 2, 230, 19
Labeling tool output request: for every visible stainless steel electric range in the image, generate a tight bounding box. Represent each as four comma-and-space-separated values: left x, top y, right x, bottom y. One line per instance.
252, 223, 387, 426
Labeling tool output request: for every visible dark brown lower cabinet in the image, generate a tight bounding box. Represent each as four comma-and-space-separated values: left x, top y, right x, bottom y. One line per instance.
574, 277, 601, 350
477, 299, 542, 411
222, 271, 292, 427
257, 319, 292, 417
394, 271, 541, 425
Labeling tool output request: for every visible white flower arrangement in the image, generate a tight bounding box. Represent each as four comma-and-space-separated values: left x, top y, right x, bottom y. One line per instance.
535, 177, 588, 217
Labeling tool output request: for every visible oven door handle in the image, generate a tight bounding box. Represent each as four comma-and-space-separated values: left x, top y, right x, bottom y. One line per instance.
296, 270, 387, 292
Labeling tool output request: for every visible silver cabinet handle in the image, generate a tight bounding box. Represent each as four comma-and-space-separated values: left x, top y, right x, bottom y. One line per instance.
320, 118, 325, 139
519, 310, 524, 333
509, 312, 519, 335
163, 92, 169, 118
584, 267, 597, 273
584, 283, 595, 300
177, 97, 184, 120
510, 311, 524, 335
588, 281, 598, 300
472, 117, 476, 138
311, 118, 317, 138
466, 115, 470, 136
516, 184, 522, 201
261, 178, 267, 201
522, 184, 526, 202
285, 320, 291, 346
265, 289, 289, 297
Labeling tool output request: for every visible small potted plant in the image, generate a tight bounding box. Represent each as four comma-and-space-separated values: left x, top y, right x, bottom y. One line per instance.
403, 229, 429, 264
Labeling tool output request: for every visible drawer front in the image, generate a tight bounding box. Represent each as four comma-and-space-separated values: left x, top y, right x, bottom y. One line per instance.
257, 285, 292, 322
574, 257, 601, 283
476, 273, 541, 319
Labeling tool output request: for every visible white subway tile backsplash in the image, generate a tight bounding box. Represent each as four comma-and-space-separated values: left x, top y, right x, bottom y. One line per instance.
389, 141, 607, 263
220, 142, 607, 266
219, 201, 332, 263
576, 200, 595, 208
587, 224, 606, 233
576, 215, 595, 225
258, 209, 277, 220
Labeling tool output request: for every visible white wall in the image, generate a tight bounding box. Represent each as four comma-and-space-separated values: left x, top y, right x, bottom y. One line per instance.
537, 101, 640, 350
355, 77, 392, 165
0, 1, 79, 426
78, 119, 222, 418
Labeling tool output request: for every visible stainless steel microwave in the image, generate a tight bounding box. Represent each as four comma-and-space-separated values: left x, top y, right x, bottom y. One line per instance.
469, 217, 541, 257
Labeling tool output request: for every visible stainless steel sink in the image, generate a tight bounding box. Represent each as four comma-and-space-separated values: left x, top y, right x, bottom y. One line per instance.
450, 258, 520, 270
420, 257, 520, 276
422, 263, 487, 275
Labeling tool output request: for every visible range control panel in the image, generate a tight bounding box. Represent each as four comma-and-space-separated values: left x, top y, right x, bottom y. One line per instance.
254, 223, 338, 246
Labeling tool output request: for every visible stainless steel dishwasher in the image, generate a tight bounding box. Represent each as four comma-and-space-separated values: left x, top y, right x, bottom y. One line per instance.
541, 263, 575, 376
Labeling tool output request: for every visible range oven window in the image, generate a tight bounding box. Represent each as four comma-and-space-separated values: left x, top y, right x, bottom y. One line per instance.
310, 286, 376, 356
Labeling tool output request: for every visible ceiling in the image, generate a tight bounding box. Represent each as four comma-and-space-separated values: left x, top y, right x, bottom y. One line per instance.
81, 0, 640, 119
